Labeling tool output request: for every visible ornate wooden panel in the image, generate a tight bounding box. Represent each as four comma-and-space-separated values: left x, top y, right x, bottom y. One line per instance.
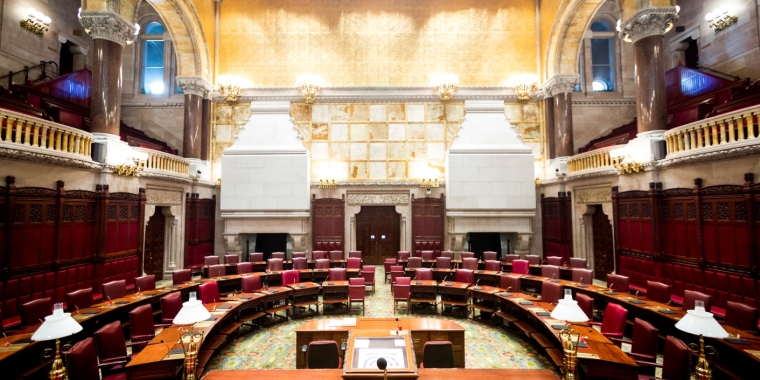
356, 206, 400, 265
591, 205, 613, 280
144, 207, 165, 279
184, 193, 217, 269
311, 195, 345, 250
540, 192, 572, 262
411, 194, 444, 252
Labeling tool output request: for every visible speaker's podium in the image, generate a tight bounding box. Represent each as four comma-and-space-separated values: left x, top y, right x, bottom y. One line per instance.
342, 330, 418, 380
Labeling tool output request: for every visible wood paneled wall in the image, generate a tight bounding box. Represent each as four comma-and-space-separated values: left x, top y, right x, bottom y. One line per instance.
184, 193, 216, 269
311, 195, 345, 251
541, 191, 573, 263
411, 194, 444, 251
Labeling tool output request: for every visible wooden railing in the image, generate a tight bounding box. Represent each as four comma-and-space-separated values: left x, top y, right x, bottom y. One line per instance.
665, 105, 759, 156
567, 145, 622, 173
0, 108, 92, 159
134, 147, 190, 176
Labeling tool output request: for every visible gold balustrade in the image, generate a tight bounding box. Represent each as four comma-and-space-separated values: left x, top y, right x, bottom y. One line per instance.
665, 106, 759, 156
567, 145, 623, 173
0, 108, 92, 158
134, 147, 190, 176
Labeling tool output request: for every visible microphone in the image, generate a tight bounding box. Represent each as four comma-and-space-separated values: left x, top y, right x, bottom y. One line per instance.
474, 279, 482, 290
212, 298, 216, 311
2, 333, 9, 347
107, 296, 113, 305
412, 275, 417, 282
634, 290, 639, 300
506, 286, 512, 291
551, 273, 556, 280
578, 277, 583, 286
75, 305, 80, 314
609, 284, 614, 293
440, 275, 448, 284
136, 286, 141, 295
395, 318, 400, 335
377, 358, 388, 380
264, 275, 270, 289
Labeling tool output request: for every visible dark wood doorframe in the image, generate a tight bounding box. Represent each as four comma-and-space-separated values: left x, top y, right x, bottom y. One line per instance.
355, 206, 401, 265
592, 205, 614, 281
144, 206, 166, 280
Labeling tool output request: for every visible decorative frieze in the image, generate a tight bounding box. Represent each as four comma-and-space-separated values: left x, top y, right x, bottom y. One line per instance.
79, 10, 135, 46
619, 7, 680, 43
146, 189, 184, 205
346, 190, 410, 205
575, 187, 612, 204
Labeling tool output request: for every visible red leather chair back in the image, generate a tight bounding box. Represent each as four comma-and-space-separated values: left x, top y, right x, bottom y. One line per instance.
328, 268, 347, 281
394, 279, 410, 299
361, 267, 375, 286
208, 264, 225, 278
541, 281, 563, 304
525, 255, 541, 265
646, 281, 672, 304
102, 280, 126, 300
572, 268, 593, 284
349, 278, 364, 301
292, 252, 307, 259
546, 256, 563, 266
135, 275, 156, 291
390, 265, 404, 284
271, 252, 286, 260
462, 258, 478, 271
250, 252, 264, 262
512, 260, 529, 275
348, 251, 362, 259
503, 254, 519, 264
282, 270, 300, 286
436, 257, 452, 269
663, 336, 691, 380
421, 250, 434, 261
421, 341, 455, 368
94, 320, 127, 362
683, 290, 711, 312
292, 257, 308, 270
440, 251, 454, 258
315, 259, 330, 269
500, 275, 519, 291
483, 251, 498, 261
601, 303, 628, 338
160, 292, 182, 323
408, 257, 423, 269
329, 251, 343, 261
631, 318, 658, 361
306, 341, 342, 369
725, 301, 759, 331
66, 338, 101, 380
236, 262, 253, 274
312, 251, 328, 260
267, 258, 283, 272
398, 251, 410, 261
347, 257, 361, 269
575, 293, 594, 320
455, 269, 474, 284
570, 258, 588, 268
129, 304, 156, 344
242, 275, 262, 293
383, 258, 396, 273
224, 255, 239, 264
21, 298, 52, 326
67, 288, 93, 312
484, 260, 501, 271
172, 269, 192, 285
397, 277, 411, 285
606, 274, 629, 292
199, 282, 220, 304
461, 252, 475, 259
204, 256, 220, 265
541, 265, 560, 279
415, 268, 433, 280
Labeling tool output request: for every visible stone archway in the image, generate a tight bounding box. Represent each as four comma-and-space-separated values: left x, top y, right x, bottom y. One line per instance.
544, 0, 607, 80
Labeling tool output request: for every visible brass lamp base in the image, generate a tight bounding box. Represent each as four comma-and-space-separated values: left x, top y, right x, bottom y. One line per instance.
180, 329, 205, 380
559, 327, 580, 380
48, 339, 67, 380
694, 334, 712, 380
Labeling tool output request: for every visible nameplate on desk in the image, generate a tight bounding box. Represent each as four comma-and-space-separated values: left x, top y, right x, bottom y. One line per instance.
297, 285, 306, 288
217, 305, 232, 309
114, 301, 129, 305
444, 283, 453, 286
536, 312, 551, 316
142, 292, 157, 296
327, 282, 334, 285
519, 301, 533, 305
604, 291, 617, 295
165, 348, 185, 360
220, 277, 229, 280
81, 311, 100, 315
227, 301, 243, 304
523, 276, 535, 279
238, 296, 252, 300
205, 317, 218, 321
575, 285, 589, 288
658, 309, 677, 314
551, 325, 568, 330
550, 279, 561, 283
628, 299, 645, 304
725, 338, 750, 345
475, 270, 483, 273
267, 290, 278, 293
573, 341, 588, 348
473, 287, 483, 290
499, 293, 512, 297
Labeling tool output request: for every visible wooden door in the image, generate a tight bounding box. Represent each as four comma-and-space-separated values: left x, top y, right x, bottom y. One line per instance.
592, 205, 614, 280
144, 207, 165, 279
356, 206, 400, 265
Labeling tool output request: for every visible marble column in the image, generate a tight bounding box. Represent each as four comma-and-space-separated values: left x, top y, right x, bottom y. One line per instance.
201, 98, 212, 161
544, 97, 555, 159
177, 76, 213, 178
540, 75, 579, 173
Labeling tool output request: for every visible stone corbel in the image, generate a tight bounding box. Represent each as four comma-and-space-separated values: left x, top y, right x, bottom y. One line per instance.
619, 7, 680, 43
79, 10, 136, 46
449, 233, 466, 253
176, 76, 215, 98
290, 233, 307, 252
224, 234, 242, 254
540, 75, 580, 97
514, 233, 532, 256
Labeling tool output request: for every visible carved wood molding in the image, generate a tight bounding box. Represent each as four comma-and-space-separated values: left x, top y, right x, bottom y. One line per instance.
346, 190, 410, 205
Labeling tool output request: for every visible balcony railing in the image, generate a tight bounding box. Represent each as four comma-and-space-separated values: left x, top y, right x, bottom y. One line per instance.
567, 145, 623, 173
665, 105, 759, 157
0, 108, 92, 159
134, 147, 190, 176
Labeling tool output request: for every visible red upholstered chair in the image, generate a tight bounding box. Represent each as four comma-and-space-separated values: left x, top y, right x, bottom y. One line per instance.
635, 336, 691, 380
292, 257, 308, 270
21, 298, 52, 326
725, 301, 758, 331
250, 252, 264, 262
419, 341, 455, 368
224, 255, 239, 264
415, 268, 433, 280
329, 251, 343, 261
348, 277, 365, 315
384, 258, 396, 283
67, 288, 93, 312
282, 270, 300, 286
455, 269, 474, 285
328, 268, 347, 281
102, 280, 127, 301
398, 251, 410, 261
315, 259, 330, 269
622, 318, 659, 362
541, 281, 563, 304
312, 251, 327, 260
390, 265, 404, 285
461, 252, 475, 259
646, 281, 671, 304
575, 293, 594, 321
541, 265, 560, 280
66, 337, 126, 380
484, 260, 501, 271
94, 320, 139, 367
361, 266, 376, 294
204, 256, 220, 265
393, 277, 411, 314
525, 255, 541, 265
503, 254, 519, 264
160, 292, 182, 323
483, 251, 498, 262
461, 258, 478, 271
441, 251, 454, 258
589, 303, 628, 339
172, 269, 192, 285
572, 268, 593, 284
348, 251, 362, 259
683, 290, 711, 312
606, 274, 630, 293
267, 258, 284, 272
303, 341, 343, 369
570, 258, 588, 268
292, 251, 307, 259
408, 257, 423, 269
500, 275, 519, 292
269, 252, 284, 260
129, 304, 170, 350
236, 262, 253, 274
512, 260, 529, 275
436, 257, 452, 269
199, 282, 220, 305
208, 264, 225, 278
347, 257, 361, 270
242, 275, 262, 293
134, 275, 156, 292
547, 256, 563, 266
421, 250, 434, 261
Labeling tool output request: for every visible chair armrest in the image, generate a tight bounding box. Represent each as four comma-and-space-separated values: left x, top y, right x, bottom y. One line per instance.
587, 321, 602, 326
609, 337, 630, 345
634, 359, 662, 368
99, 357, 129, 367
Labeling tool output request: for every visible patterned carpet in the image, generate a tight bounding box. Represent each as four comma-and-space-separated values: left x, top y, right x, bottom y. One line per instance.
204, 268, 554, 374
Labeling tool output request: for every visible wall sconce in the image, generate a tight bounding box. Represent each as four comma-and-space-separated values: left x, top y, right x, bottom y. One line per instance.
420, 179, 439, 195
432, 73, 459, 102
21, 8, 51, 37
296, 74, 325, 104
318, 179, 337, 189
217, 75, 247, 103
505, 74, 538, 101
706, 5, 738, 34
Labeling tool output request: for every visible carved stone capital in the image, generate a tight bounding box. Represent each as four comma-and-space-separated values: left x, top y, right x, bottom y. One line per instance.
540, 74, 580, 97
79, 10, 135, 46
619, 7, 680, 43
176, 76, 214, 98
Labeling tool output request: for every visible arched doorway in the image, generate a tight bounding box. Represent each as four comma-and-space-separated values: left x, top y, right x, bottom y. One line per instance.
144, 206, 165, 279
591, 205, 614, 280
355, 206, 400, 265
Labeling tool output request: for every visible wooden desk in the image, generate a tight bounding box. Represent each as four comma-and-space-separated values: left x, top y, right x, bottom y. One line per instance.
470, 285, 502, 324
256, 287, 292, 326
203, 369, 559, 380
295, 318, 465, 369
473, 270, 501, 286
409, 280, 438, 314
439, 281, 470, 318
430, 268, 454, 281
322, 280, 349, 314
287, 282, 320, 318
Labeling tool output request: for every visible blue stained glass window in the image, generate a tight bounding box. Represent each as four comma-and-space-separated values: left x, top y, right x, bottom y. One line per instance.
144, 22, 164, 35
591, 20, 612, 32
591, 38, 614, 92
142, 40, 165, 94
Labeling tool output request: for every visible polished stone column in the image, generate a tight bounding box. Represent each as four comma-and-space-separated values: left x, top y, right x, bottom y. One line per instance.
201, 98, 212, 161
544, 97, 555, 159
182, 94, 203, 159
553, 92, 574, 157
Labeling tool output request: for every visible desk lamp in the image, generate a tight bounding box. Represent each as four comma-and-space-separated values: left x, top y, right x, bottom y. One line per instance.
31, 302, 83, 380
550, 289, 589, 380
675, 300, 728, 380
173, 292, 212, 380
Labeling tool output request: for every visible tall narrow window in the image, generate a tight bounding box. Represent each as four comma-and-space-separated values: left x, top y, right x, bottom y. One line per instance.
141, 22, 166, 94
590, 21, 615, 92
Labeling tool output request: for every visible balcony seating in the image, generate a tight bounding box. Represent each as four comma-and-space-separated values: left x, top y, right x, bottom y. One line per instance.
282, 270, 300, 286
414, 241, 441, 258
199, 282, 220, 305
346, 257, 361, 270
421, 250, 435, 261
575, 293, 594, 320
415, 268, 433, 280
390, 265, 404, 285
455, 269, 474, 285
134, 275, 155, 291
440, 251, 454, 258
541, 281, 562, 304
348, 251, 362, 259
503, 254, 519, 264
606, 274, 630, 293
419, 341, 455, 368
21, 298, 52, 326
483, 251, 498, 261
461, 252, 475, 259
512, 260, 529, 275
329, 251, 343, 261
236, 262, 253, 274
66, 337, 126, 380
588, 303, 628, 339
500, 275, 519, 292
546, 256, 562, 266
646, 281, 672, 304
328, 268, 347, 281
398, 251, 410, 261
541, 265, 560, 280
312, 251, 328, 260
242, 275, 262, 293
525, 255, 541, 265
436, 257, 452, 269
292, 257, 307, 270
570, 258, 588, 268
224, 255, 239, 264
204, 256, 220, 265
572, 268, 593, 285
383, 258, 396, 283
408, 257, 423, 269
267, 258, 284, 272
292, 252, 307, 259
208, 264, 225, 278
461, 258, 478, 271
315, 259, 330, 269
66, 288, 93, 312
160, 292, 182, 323
484, 260, 501, 271
271, 252, 286, 260
129, 304, 170, 350
361, 266, 376, 294
102, 280, 127, 301
348, 278, 365, 315
250, 252, 264, 262
683, 290, 712, 313
393, 277, 411, 315
725, 301, 758, 331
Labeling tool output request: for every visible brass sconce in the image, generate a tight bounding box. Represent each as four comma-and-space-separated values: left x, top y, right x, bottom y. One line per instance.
432, 73, 459, 102
318, 179, 337, 189
706, 5, 738, 34
506, 74, 538, 101
296, 74, 325, 104
21, 8, 51, 37
217, 75, 248, 103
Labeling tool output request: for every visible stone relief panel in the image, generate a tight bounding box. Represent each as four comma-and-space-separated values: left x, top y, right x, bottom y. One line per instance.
346, 190, 410, 205
146, 188, 183, 205
574, 187, 613, 204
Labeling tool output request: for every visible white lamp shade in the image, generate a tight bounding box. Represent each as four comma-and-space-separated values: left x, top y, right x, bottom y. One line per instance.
675, 306, 728, 338
173, 299, 211, 325
550, 298, 589, 322
31, 308, 82, 341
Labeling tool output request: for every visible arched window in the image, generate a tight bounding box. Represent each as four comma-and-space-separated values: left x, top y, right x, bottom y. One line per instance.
141, 21, 166, 94
577, 17, 620, 94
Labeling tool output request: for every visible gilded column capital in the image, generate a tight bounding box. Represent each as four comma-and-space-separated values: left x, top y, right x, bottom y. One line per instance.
176, 76, 214, 98
540, 74, 580, 97
619, 7, 680, 43
79, 10, 135, 46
